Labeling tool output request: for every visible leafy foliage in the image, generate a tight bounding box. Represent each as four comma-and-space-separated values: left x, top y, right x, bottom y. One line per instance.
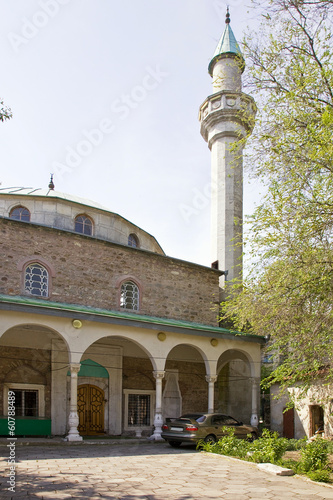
300, 438, 329, 472
197, 427, 250, 458
306, 469, 331, 482
200, 428, 288, 463
201, 430, 332, 482
247, 429, 288, 463
0, 98, 12, 122
222, 0, 333, 392
285, 437, 307, 451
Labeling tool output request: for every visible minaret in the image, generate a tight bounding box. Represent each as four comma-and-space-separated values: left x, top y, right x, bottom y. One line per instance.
199, 10, 256, 289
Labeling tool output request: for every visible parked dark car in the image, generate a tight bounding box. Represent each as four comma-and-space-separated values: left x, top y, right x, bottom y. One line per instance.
161, 413, 258, 447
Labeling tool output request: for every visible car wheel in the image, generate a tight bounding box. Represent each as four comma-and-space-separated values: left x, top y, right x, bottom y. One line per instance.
169, 441, 182, 448
204, 434, 217, 444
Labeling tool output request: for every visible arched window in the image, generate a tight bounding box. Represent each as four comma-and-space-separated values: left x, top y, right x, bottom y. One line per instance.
24, 263, 49, 297
10, 206, 30, 222
75, 215, 93, 235
120, 281, 139, 311
128, 233, 139, 248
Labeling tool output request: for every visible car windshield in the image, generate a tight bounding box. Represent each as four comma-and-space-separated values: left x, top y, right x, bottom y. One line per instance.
180, 414, 206, 423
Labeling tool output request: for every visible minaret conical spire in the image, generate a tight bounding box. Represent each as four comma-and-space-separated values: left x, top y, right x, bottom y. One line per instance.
208, 8, 243, 78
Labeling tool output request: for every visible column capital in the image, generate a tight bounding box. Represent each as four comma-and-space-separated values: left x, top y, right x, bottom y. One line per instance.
69, 363, 81, 374
153, 370, 165, 380
205, 375, 217, 384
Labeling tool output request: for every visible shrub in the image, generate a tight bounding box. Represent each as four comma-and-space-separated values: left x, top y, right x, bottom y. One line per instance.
248, 429, 288, 464
326, 440, 333, 455
306, 469, 331, 483
285, 437, 307, 451
198, 427, 250, 459
278, 458, 302, 473
300, 439, 329, 472
199, 430, 332, 483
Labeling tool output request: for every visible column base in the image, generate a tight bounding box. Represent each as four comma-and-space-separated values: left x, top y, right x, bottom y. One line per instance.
66, 433, 83, 442
66, 411, 82, 441
147, 433, 164, 441
148, 412, 164, 441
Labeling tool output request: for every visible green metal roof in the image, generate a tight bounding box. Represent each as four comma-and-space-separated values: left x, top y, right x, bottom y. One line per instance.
67, 359, 109, 378
208, 11, 243, 77
0, 294, 265, 343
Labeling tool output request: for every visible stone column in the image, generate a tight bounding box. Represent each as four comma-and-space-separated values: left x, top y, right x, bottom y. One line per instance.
206, 375, 217, 414
150, 370, 165, 440
250, 377, 259, 427
66, 363, 82, 442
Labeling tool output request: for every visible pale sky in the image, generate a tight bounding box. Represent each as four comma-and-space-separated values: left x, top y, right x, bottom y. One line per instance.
0, 0, 263, 266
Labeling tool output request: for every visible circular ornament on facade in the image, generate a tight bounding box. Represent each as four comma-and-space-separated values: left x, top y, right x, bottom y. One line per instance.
210, 338, 218, 347
226, 98, 236, 107
157, 332, 166, 341
72, 319, 83, 329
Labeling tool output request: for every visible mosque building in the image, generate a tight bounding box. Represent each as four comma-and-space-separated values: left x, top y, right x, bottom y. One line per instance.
0, 12, 263, 440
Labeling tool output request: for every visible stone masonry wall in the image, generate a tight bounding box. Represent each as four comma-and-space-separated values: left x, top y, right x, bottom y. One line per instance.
0, 346, 51, 418
123, 357, 208, 415
0, 218, 220, 325
166, 360, 208, 414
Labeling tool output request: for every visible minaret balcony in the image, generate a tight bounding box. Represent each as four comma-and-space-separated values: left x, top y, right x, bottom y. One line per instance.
199, 90, 256, 145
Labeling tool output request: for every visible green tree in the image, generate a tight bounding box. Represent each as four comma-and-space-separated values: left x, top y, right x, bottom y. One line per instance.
222, 0, 333, 394
0, 98, 12, 122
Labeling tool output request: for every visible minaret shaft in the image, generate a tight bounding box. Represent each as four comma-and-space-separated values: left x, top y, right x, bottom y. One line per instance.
199, 89, 255, 285
211, 137, 243, 281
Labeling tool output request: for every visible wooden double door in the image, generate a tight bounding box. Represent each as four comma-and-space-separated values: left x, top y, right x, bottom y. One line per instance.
77, 384, 105, 435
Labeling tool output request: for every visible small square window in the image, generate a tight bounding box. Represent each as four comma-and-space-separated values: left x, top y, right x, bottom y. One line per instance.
128, 394, 151, 426
10, 389, 38, 417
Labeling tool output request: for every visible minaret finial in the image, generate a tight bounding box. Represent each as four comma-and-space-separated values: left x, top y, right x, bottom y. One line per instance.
226, 6, 230, 24
48, 174, 55, 191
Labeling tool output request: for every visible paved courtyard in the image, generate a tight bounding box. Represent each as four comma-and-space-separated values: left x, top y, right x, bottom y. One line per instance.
1, 440, 333, 499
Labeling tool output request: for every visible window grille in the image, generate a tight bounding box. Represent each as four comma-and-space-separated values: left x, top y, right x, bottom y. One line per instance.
10, 389, 38, 417
10, 206, 30, 222
128, 394, 150, 426
128, 233, 139, 248
75, 215, 93, 235
24, 263, 49, 297
120, 281, 139, 310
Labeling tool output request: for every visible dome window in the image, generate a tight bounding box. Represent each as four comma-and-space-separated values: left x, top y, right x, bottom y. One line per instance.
75, 215, 93, 236
128, 233, 139, 248
10, 206, 30, 222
